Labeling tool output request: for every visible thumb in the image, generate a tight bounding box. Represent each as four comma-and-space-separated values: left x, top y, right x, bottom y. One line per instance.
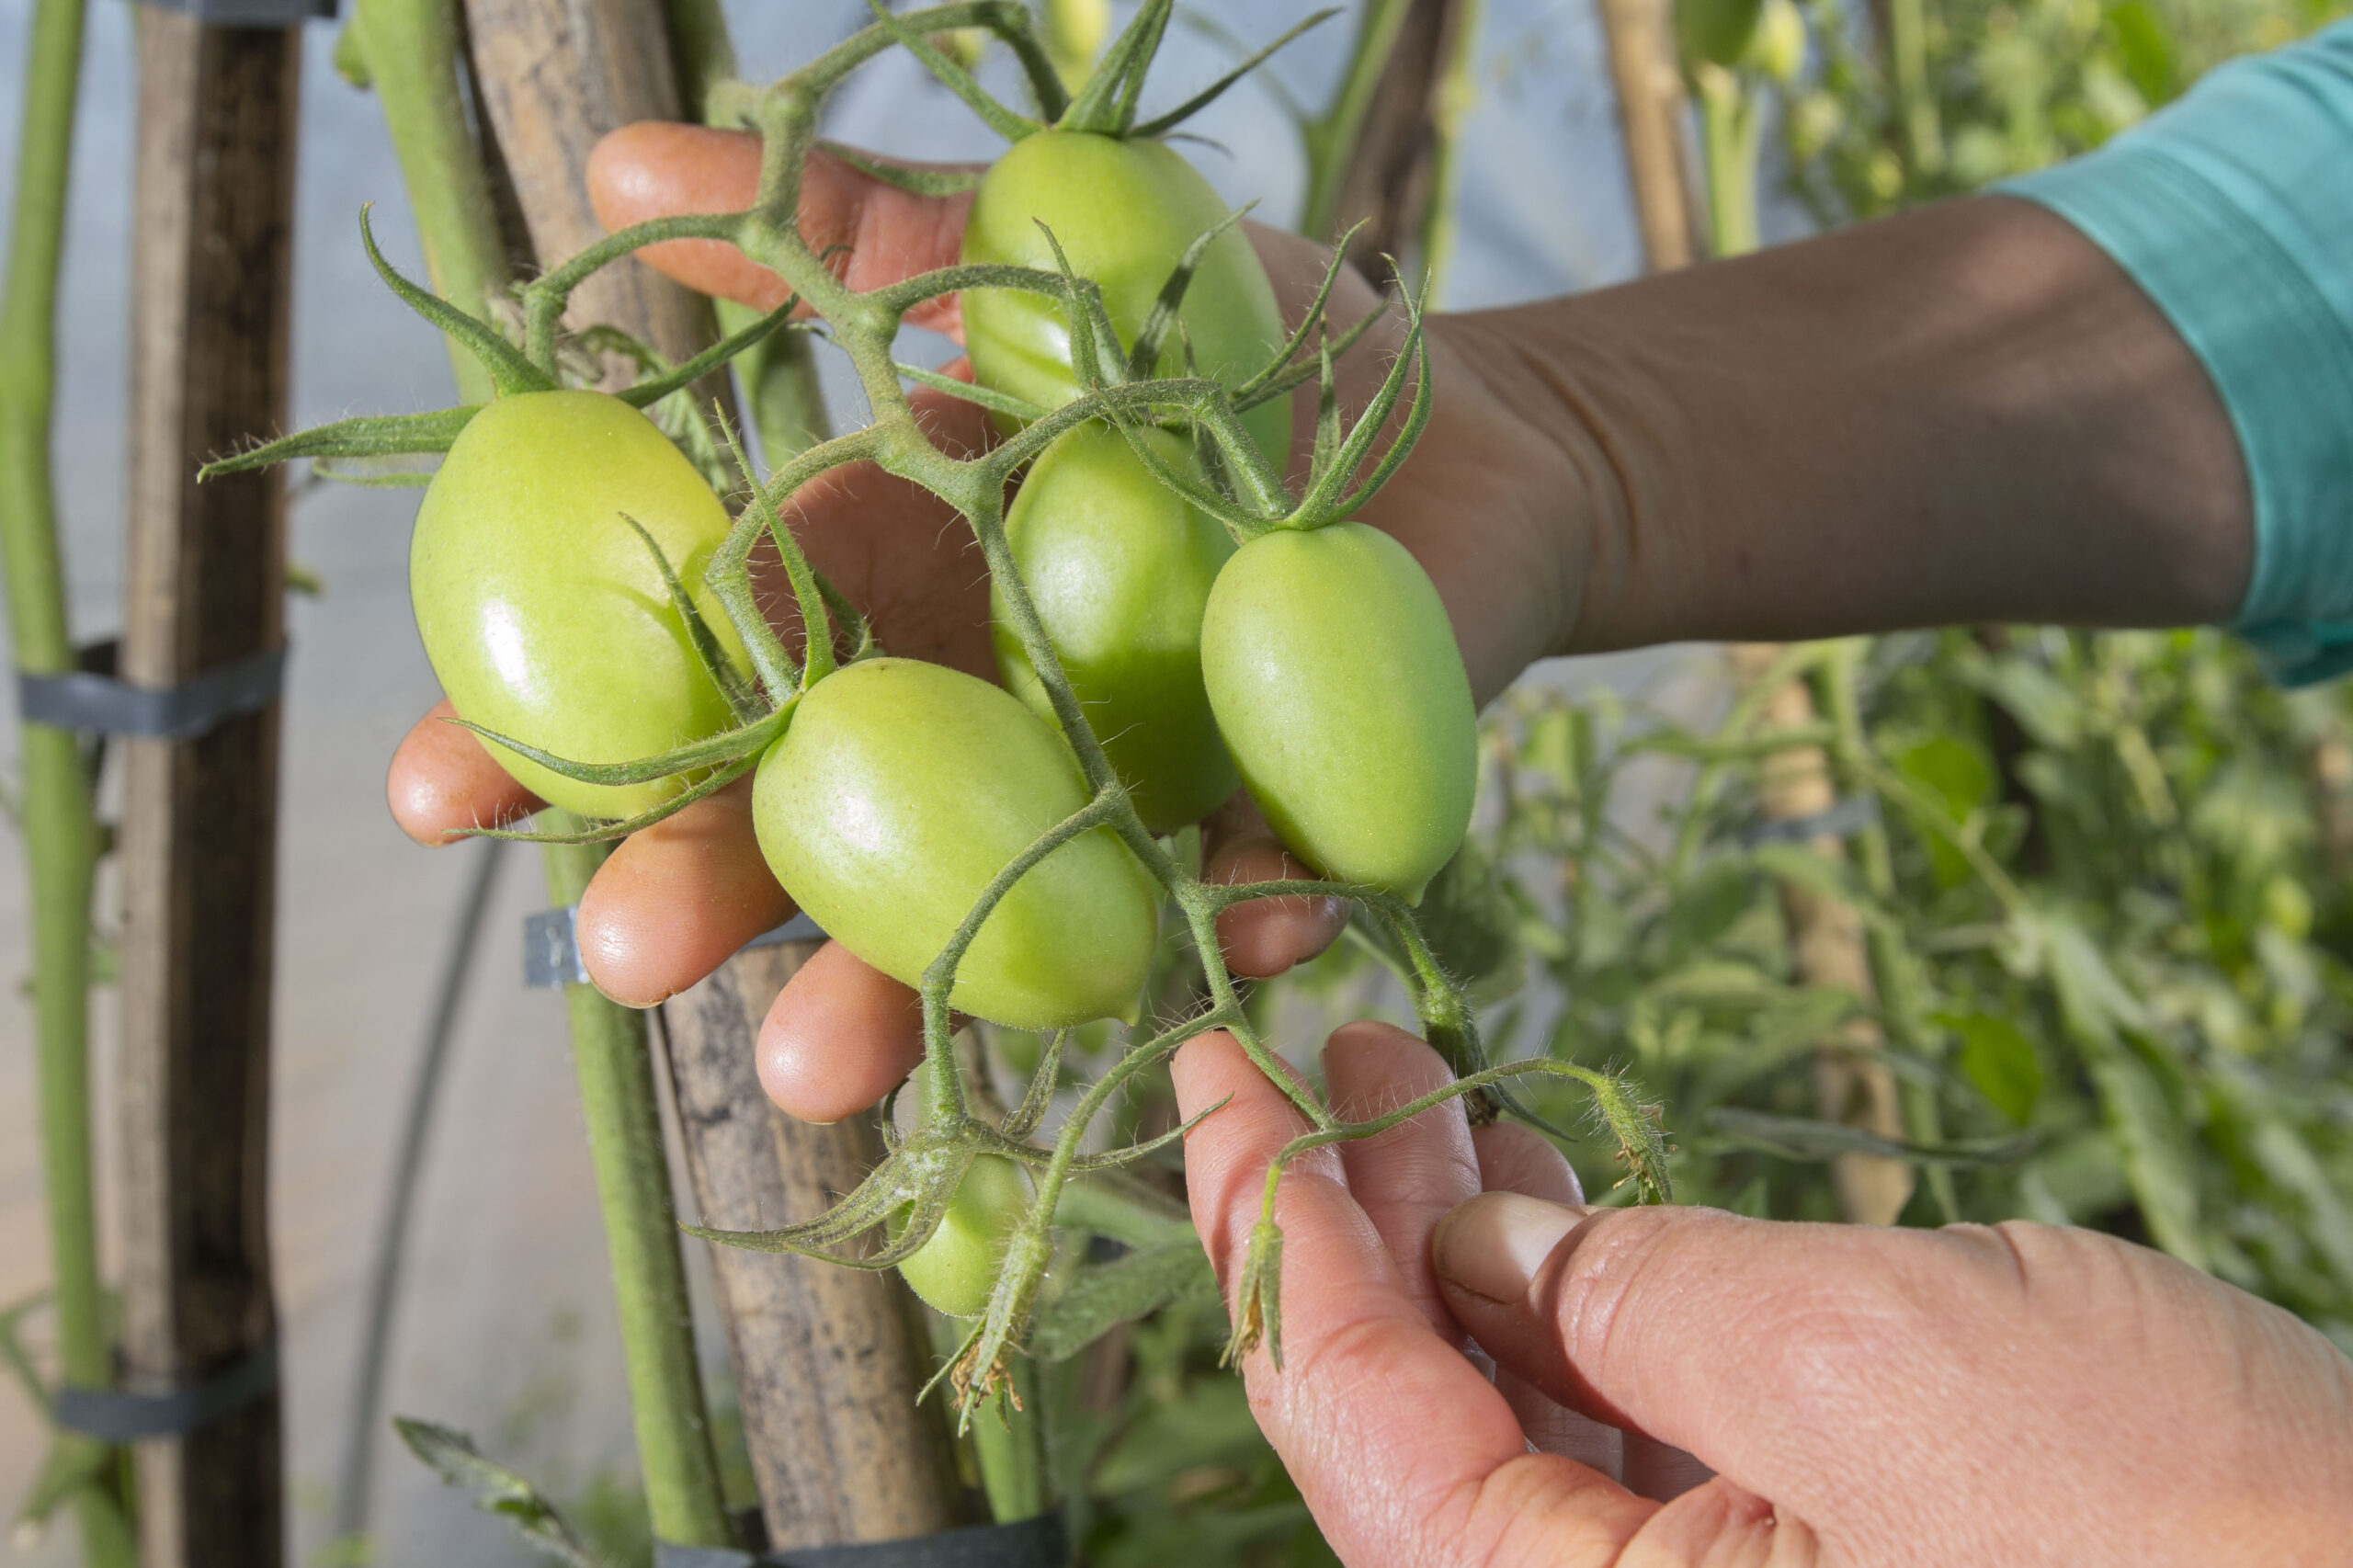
1435, 1198, 1972, 1470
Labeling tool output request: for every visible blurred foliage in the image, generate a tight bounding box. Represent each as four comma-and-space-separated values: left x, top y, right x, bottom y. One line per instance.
1480, 632, 2353, 1350
1785, 0, 2353, 210
972, 1, 2353, 1562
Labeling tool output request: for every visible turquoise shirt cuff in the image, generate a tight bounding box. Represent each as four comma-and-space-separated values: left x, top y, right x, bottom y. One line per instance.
1998, 22, 2353, 686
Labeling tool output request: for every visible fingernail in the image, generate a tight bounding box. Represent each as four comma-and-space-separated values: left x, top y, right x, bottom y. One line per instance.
1434, 1192, 1591, 1304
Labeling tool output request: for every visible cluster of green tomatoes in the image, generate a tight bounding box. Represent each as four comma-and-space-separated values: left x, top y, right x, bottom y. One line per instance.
214, 0, 1500, 1345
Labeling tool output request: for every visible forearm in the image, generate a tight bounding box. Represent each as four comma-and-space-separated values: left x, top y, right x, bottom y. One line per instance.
1463, 195, 2254, 654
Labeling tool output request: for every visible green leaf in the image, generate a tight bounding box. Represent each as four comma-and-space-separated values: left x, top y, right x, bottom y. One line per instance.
1030, 1239, 1217, 1361
1701, 1108, 2039, 1168
2104, 0, 2180, 106
1897, 735, 1996, 886
394, 1417, 610, 1568
199, 404, 480, 479
2086, 1048, 2207, 1271
1940, 1011, 2042, 1126
14, 1437, 112, 1545
1966, 655, 2084, 750
2248, 1120, 2353, 1290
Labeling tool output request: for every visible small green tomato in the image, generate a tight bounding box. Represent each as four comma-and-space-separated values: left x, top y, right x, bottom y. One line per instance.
892, 1153, 1034, 1319
409, 389, 747, 818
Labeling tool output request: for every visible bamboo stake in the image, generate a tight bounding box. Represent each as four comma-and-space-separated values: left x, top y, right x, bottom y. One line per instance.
116, 13, 301, 1562
1594, 0, 1697, 269
1727, 645, 1914, 1224
0, 0, 135, 1558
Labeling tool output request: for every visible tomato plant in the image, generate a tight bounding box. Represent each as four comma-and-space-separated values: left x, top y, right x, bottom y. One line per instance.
1201, 522, 1477, 903
994, 421, 1237, 835
411, 389, 750, 818
892, 1153, 1034, 1319
750, 656, 1158, 1029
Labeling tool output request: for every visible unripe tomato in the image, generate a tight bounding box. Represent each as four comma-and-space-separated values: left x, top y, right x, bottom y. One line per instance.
961, 129, 1290, 468
750, 657, 1157, 1028
1199, 523, 1475, 902
410, 390, 747, 818
892, 1153, 1033, 1318
1748, 0, 1806, 85
994, 422, 1237, 835
1677, 0, 1765, 68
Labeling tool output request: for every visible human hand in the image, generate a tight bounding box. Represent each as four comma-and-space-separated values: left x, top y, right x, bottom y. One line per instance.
386, 123, 1594, 1121
1175, 1020, 2353, 1568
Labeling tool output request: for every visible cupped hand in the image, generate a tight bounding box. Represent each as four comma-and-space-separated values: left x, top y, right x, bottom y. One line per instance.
1175, 1022, 2353, 1567
390, 122, 1591, 1121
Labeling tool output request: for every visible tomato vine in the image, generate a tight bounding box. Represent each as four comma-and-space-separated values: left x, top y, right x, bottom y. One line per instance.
206, 0, 1671, 1414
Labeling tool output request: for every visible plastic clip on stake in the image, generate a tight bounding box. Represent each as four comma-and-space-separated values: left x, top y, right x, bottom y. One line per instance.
525, 907, 828, 989
654, 1510, 1071, 1568
51, 1339, 279, 1441
15, 640, 288, 743
1743, 793, 1883, 847
134, 0, 338, 26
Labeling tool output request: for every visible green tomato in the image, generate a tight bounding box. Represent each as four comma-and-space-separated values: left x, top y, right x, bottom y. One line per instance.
1677, 0, 1765, 68
410, 389, 746, 819
750, 657, 1157, 1028
993, 422, 1238, 835
1747, 0, 1806, 84
1199, 523, 1475, 903
961, 129, 1290, 468
892, 1153, 1033, 1319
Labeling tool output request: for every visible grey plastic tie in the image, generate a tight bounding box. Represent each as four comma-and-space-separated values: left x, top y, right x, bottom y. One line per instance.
52, 1339, 279, 1440
17, 642, 286, 742
1745, 793, 1882, 847
136, 0, 337, 27
656, 1510, 1068, 1568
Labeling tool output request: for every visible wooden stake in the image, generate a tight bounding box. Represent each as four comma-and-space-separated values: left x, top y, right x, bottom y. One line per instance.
117, 13, 300, 1563
1594, 0, 1698, 271
664, 952, 966, 1549
1311, 0, 1480, 287
457, 0, 967, 1542
1728, 644, 1913, 1225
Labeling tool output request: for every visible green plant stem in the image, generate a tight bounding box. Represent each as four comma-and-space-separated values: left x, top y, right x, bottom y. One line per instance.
346, 0, 510, 402
1820, 644, 1958, 1221
969, 1358, 1051, 1520
1299, 0, 1416, 238
1695, 64, 1761, 258
540, 829, 733, 1550
0, 0, 135, 1559
1884, 0, 1945, 178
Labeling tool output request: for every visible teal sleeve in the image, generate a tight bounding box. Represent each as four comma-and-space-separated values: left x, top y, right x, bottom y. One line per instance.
1999, 21, 2353, 685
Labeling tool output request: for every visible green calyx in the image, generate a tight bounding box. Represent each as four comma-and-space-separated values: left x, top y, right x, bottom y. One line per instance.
874, 0, 1338, 143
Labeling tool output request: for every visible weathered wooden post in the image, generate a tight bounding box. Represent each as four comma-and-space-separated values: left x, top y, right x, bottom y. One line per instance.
113, 6, 303, 1562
